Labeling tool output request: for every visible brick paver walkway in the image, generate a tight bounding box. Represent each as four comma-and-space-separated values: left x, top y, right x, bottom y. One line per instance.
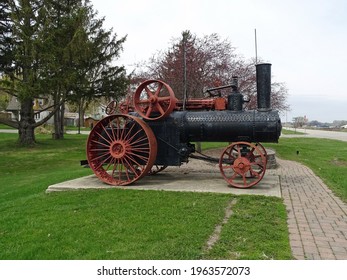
275, 158, 347, 259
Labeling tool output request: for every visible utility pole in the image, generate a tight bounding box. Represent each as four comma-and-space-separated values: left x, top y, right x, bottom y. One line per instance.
182, 32, 188, 111
254, 28, 258, 64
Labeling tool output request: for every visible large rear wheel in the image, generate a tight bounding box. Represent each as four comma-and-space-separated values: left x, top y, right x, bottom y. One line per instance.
86, 114, 157, 185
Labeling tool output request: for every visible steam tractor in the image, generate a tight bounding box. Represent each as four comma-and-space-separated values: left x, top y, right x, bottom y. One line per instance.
85, 63, 282, 188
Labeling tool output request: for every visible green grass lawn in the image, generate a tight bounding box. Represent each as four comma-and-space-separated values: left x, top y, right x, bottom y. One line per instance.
280, 128, 305, 135
0, 124, 16, 129
0, 133, 291, 260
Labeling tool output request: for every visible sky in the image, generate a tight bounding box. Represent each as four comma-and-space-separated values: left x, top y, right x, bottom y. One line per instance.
91, 0, 347, 123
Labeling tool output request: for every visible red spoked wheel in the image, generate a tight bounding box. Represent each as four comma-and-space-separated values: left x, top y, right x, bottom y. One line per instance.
134, 80, 176, 120
86, 114, 157, 186
219, 142, 267, 188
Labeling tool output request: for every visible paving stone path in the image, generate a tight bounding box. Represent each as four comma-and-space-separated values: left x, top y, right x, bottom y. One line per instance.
275, 158, 347, 260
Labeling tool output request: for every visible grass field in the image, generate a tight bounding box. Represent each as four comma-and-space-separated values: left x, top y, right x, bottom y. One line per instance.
0, 124, 16, 129
280, 128, 305, 135
0, 133, 291, 260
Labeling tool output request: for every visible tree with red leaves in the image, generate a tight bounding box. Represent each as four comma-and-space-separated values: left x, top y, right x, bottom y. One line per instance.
133, 31, 289, 112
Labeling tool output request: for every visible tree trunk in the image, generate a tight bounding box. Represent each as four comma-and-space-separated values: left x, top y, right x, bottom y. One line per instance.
77, 97, 85, 134
77, 99, 81, 134
53, 106, 64, 139
60, 102, 65, 137
18, 97, 36, 146
53, 93, 64, 139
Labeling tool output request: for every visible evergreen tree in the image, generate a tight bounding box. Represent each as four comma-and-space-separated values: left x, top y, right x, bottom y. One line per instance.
0, 0, 128, 144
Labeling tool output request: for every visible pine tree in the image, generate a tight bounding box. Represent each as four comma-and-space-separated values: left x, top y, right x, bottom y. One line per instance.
0, 0, 128, 144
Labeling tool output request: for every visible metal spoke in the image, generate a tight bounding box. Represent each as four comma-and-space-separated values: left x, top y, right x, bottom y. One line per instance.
155, 102, 165, 115
137, 99, 151, 104
236, 145, 241, 158
100, 122, 114, 142
128, 135, 148, 146
154, 83, 163, 96
120, 158, 132, 181
131, 147, 150, 153
89, 147, 109, 152
123, 121, 137, 142
144, 86, 154, 97
127, 151, 150, 162
145, 106, 153, 117
228, 172, 238, 181
91, 139, 110, 149
104, 157, 116, 172
118, 117, 128, 141
249, 167, 261, 178
94, 130, 112, 146
123, 157, 140, 176
89, 150, 111, 162
158, 96, 171, 102
94, 154, 113, 170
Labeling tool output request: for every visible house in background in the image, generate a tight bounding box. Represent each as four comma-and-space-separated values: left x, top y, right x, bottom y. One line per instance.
6, 96, 54, 124
32, 97, 54, 124
84, 117, 98, 129
6, 96, 106, 127
64, 112, 79, 126
6, 96, 21, 121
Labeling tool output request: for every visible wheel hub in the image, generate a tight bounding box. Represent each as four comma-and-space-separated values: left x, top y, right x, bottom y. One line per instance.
233, 157, 250, 174
149, 95, 157, 104
110, 141, 126, 158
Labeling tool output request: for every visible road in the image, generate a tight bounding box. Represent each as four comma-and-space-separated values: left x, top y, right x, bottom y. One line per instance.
1, 128, 347, 142
0, 129, 90, 135
282, 127, 347, 142
0, 129, 17, 133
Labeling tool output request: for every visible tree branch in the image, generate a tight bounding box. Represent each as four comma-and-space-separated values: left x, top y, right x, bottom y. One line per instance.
0, 117, 19, 129
33, 99, 66, 128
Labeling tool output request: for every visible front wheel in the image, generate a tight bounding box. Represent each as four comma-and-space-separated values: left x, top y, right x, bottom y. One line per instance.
219, 142, 267, 188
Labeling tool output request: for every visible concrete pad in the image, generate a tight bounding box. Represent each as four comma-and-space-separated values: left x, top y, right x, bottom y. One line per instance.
46, 168, 281, 197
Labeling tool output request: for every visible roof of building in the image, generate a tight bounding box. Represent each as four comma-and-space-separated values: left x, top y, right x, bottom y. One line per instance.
6, 96, 21, 111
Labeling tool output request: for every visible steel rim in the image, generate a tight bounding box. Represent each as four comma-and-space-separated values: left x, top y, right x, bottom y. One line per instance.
219, 141, 267, 188
86, 114, 157, 186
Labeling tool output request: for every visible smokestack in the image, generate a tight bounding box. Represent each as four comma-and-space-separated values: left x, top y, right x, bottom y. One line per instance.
256, 63, 272, 111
